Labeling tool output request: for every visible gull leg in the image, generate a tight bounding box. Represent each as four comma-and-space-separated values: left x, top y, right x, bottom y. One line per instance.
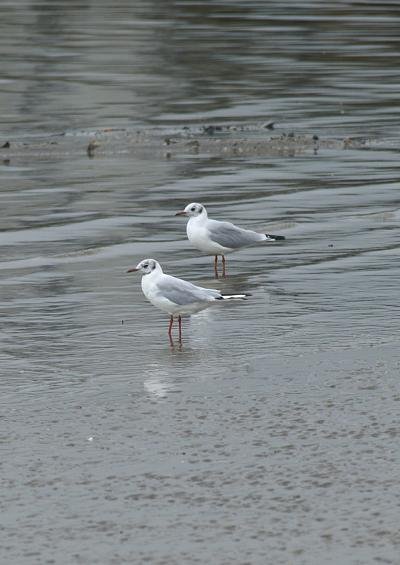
168, 315, 174, 342
222, 254, 227, 278
178, 315, 182, 343
214, 255, 219, 279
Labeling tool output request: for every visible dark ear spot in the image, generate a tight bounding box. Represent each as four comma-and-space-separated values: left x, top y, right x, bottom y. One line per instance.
198, 206, 203, 213
151, 263, 156, 270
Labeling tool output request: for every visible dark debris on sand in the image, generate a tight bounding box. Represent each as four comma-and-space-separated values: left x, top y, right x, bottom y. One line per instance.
0, 123, 373, 162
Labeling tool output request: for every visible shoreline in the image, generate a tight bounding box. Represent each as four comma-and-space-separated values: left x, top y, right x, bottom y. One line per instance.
0, 124, 374, 161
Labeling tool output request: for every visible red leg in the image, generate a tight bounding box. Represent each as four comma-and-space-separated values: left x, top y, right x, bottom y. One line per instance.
222, 254, 227, 278
214, 255, 219, 279
168, 315, 174, 338
178, 315, 182, 342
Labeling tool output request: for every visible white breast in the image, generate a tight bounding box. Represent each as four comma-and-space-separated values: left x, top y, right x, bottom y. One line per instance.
141, 272, 157, 302
141, 273, 174, 315
187, 217, 229, 255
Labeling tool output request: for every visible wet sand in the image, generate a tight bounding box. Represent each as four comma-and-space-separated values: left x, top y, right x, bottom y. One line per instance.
2, 341, 400, 564
2, 134, 400, 564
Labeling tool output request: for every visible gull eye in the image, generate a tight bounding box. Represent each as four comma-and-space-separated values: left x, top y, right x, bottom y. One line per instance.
143, 263, 149, 268
191, 207, 196, 212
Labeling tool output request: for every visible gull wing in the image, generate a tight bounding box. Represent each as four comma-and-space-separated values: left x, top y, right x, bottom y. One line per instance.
156, 275, 219, 306
206, 219, 264, 249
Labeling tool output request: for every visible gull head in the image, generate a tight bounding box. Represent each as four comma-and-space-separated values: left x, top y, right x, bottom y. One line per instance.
175, 202, 207, 218
127, 258, 160, 275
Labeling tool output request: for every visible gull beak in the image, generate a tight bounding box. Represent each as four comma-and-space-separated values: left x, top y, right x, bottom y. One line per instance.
126, 267, 139, 273
175, 210, 187, 216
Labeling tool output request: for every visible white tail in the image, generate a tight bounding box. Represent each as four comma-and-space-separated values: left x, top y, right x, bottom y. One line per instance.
220, 293, 250, 300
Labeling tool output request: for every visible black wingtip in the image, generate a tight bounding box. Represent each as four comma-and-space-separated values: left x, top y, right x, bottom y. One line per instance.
266, 233, 285, 241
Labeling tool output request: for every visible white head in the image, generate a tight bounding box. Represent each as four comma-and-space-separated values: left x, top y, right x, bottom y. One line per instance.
127, 258, 162, 275
175, 202, 207, 218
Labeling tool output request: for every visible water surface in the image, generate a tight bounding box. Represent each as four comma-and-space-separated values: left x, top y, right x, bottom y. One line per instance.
1, 2, 400, 564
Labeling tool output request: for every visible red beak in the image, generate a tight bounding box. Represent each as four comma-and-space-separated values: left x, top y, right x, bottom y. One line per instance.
175, 210, 187, 216
126, 267, 139, 273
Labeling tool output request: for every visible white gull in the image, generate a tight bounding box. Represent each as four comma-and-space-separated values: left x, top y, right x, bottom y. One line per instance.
175, 202, 285, 278
127, 258, 249, 343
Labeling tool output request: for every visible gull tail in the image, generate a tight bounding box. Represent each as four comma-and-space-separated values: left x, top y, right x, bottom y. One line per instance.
265, 233, 285, 241
217, 293, 251, 300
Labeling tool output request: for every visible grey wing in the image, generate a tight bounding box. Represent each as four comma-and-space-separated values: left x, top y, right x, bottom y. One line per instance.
207, 219, 263, 249
156, 275, 219, 305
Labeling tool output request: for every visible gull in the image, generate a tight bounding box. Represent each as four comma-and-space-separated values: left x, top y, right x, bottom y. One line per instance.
175, 202, 285, 278
127, 258, 249, 343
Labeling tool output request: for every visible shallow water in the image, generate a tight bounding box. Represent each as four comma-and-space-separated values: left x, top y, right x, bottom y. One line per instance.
2, 0, 400, 138
1, 2, 400, 564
